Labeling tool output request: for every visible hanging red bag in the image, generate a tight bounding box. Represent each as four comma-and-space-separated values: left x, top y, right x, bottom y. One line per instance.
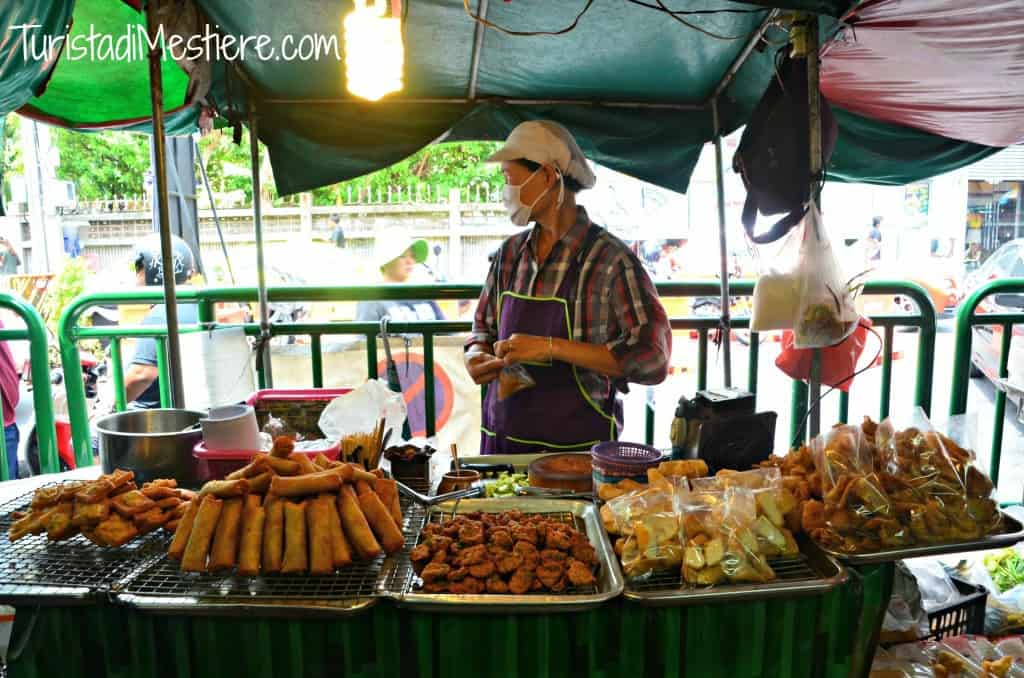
775, 317, 873, 392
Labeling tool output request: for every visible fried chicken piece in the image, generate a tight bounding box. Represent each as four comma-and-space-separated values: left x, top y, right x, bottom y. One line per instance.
567, 559, 596, 587
488, 544, 511, 559
422, 582, 449, 594
31, 485, 62, 509
448, 567, 470, 582
496, 554, 523, 576
539, 549, 568, 562
468, 560, 496, 579
486, 575, 509, 594
449, 577, 484, 595
424, 535, 453, 555
458, 523, 485, 546
544, 527, 572, 551
536, 561, 565, 589
422, 523, 444, 538
571, 541, 597, 565
508, 569, 534, 595
511, 526, 538, 545
801, 500, 827, 532
488, 528, 513, 549
431, 549, 450, 564
420, 562, 451, 584
410, 544, 432, 564
513, 541, 538, 558
455, 544, 488, 567
530, 576, 544, 591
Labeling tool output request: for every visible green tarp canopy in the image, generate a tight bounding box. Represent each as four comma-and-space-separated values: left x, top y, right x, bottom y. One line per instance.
0, 0, 1003, 194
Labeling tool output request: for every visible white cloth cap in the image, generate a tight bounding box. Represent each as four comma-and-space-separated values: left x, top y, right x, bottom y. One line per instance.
372, 227, 428, 270
486, 120, 596, 189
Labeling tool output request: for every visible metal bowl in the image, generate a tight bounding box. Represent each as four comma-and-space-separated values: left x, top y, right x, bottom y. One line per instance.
95, 409, 206, 487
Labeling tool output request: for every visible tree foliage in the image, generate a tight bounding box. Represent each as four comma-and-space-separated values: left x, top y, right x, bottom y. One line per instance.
53, 127, 150, 200
44, 121, 501, 206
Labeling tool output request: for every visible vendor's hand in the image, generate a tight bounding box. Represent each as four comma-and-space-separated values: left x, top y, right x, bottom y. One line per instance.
464, 351, 504, 385
494, 333, 552, 365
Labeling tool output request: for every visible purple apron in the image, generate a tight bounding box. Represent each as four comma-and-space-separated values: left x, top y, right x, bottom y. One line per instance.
480, 229, 617, 454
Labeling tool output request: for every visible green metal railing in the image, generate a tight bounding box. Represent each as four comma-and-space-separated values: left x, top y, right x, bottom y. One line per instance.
57, 281, 936, 465
0, 293, 58, 480
950, 277, 1024, 489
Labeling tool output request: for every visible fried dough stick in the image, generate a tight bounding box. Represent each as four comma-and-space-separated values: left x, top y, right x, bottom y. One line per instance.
281, 501, 308, 574
237, 495, 265, 577
338, 486, 382, 560
262, 497, 285, 574
168, 500, 200, 561
324, 492, 353, 568
269, 468, 343, 497
208, 498, 243, 572
306, 496, 334, 575
355, 482, 404, 554
181, 495, 223, 572
372, 477, 403, 526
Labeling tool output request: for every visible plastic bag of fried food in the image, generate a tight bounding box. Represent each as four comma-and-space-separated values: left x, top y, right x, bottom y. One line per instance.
808, 424, 903, 553
690, 468, 802, 546
607, 484, 684, 580
680, 488, 777, 585
876, 410, 1000, 543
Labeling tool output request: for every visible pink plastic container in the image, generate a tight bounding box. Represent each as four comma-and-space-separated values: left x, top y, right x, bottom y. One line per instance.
193, 387, 352, 481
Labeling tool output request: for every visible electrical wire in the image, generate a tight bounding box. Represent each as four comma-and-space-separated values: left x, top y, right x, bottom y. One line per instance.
462, 0, 596, 37
789, 320, 884, 451
623, 0, 766, 16
645, 0, 759, 40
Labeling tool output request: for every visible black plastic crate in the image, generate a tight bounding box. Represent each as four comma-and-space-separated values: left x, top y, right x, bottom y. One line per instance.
926, 577, 988, 640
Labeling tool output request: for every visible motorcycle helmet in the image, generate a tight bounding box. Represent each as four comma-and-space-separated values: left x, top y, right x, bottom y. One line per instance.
133, 234, 196, 286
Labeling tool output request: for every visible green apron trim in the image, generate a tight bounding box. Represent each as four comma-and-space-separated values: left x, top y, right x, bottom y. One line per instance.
481, 426, 603, 451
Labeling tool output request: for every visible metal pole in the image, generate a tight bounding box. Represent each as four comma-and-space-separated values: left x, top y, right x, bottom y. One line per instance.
711, 98, 732, 388
145, 2, 186, 408
806, 15, 823, 438
195, 139, 236, 284
467, 0, 489, 100
249, 108, 273, 387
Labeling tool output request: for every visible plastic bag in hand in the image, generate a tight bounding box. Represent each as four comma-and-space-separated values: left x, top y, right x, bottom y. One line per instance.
497, 364, 535, 401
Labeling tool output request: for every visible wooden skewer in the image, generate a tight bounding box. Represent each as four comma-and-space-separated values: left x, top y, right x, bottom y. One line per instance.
451, 443, 459, 472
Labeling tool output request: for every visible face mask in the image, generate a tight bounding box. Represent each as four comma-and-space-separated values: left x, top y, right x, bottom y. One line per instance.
503, 168, 563, 227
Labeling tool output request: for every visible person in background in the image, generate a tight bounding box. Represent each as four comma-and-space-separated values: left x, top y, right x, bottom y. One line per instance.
0, 237, 19, 274
867, 216, 883, 262
0, 320, 20, 477
354, 227, 445, 323
655, 238, 686, 280
124, 235, 198, 409
330, 214, 346, 249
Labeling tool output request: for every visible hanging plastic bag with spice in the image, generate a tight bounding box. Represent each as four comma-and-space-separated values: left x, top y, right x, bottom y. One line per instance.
775, 317, 875, 392
793, 201, 865, 349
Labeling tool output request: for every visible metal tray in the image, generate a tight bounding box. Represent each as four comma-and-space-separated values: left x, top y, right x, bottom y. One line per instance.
383, 496, 624, 613
820, 510, 1024, 566
0, 483, 169, 604
113, 495, 428, 617
623, 538, 848, 607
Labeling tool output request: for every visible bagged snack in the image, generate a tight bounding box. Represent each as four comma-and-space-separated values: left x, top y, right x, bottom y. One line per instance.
811, 424, 901, 553
679, 490, 729, 586
719, 487, 776, 583
497, 364, 535, 401
608, 484, 684, 579
792, 202, 863, 349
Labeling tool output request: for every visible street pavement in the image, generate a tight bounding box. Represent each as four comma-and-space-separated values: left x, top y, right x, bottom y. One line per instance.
621, 317, 1024, 503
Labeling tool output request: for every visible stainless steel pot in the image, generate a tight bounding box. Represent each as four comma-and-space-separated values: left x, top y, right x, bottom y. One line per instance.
96, 409, 205, 487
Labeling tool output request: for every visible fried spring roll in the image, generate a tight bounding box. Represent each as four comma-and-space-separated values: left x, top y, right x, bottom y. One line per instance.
237, 500, 265, 577
271, 436, 295, 459
245, 494, 263, 510
373, 478, 403, 526
357, 489, 404, 554
312, 453, 332, 470
168, 500, 200, 561
371, 469, 385, 479
198, 479, 250, 498
181, 495, 223, 572
306, 496, 334, 575
176, 489, 198, 502
354, 480, 373, 496
165, 519, 180, 532
269, 468, 343, 497
262, 497, 284, 573
289, 453, 317, 476
247, 471, 274, 494
341, 463, 378, 485
324, 493, 353, 568
338, 485, 382, 560
281, 501, 308, 574
226, 456, 268, 481
262, 454, 300, 476
208, 498, 243, 572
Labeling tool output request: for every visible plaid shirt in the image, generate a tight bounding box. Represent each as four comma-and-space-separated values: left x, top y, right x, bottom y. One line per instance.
469, 207, 671, 405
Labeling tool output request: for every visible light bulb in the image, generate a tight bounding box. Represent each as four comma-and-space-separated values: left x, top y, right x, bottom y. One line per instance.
344, 0, 404, 102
